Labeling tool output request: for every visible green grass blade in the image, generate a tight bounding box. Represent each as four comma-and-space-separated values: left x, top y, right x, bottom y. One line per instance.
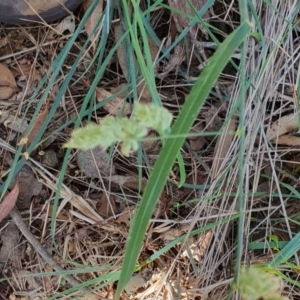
115, 20, 252, 299
269, 231, 300, 267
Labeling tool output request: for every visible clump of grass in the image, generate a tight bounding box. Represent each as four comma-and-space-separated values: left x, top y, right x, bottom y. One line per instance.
66, 17, 252, 297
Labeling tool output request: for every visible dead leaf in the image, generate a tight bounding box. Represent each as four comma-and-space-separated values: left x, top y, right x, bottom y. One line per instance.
107, 84, 128, 98
150, 223, 174, 236
96, 87, 131, 115
83, 0, 104, 52
58, 190, 106, 225
107, 82, 152, 104
266, 113, 299, 140
0, 63, 18, 100
34, 167, 114, 228
46, 15, 75, 40
210, 116, 237, 179
77, 146, 115, 178
0, 177, 19, 223
8, 61, 42, 101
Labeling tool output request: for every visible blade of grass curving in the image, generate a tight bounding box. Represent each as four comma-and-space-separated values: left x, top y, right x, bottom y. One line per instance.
115, 21, 252, 299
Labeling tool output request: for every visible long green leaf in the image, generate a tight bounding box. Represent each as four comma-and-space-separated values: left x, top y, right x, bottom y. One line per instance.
269, 231, 300, 267
115, 20, 252, 298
